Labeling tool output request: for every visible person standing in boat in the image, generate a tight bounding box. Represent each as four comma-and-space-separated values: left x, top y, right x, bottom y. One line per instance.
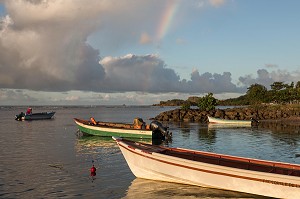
26, 107, 32, 115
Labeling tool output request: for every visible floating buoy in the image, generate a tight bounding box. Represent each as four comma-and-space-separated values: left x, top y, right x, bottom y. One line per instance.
90, 165, 96, 176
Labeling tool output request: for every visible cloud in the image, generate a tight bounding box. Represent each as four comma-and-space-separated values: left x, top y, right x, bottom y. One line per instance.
100, 54, 181, 92
0, 0, 235, 95
238, 69, 300, 89
0, 0, 107, 91
0, 0, 168, 91
0, 88, 192, 105
0, 89, 38, 103
189, 70, 244, 93
65, 95, 80, 101
100, 54, 243, 94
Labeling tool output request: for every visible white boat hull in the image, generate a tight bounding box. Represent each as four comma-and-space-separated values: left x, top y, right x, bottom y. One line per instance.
115, 138, 300, 199
208, 116, 252, 126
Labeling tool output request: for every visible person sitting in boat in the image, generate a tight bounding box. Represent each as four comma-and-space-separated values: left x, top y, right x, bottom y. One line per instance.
26, 107, 32, 115
133, 117, 146, 129
90, 117, 97, 125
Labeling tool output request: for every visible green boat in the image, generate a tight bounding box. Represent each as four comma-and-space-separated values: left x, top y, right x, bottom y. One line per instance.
74, 117, 171, 140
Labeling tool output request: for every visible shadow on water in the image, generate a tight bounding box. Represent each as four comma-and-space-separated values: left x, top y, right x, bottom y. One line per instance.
258, 120, 300, 134
123, 178, 271, 199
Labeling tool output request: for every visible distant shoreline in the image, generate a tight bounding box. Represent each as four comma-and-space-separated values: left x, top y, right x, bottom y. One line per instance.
154, 104, 300, 124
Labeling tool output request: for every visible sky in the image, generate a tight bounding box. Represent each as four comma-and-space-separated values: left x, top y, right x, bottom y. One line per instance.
0, 0, 300, 105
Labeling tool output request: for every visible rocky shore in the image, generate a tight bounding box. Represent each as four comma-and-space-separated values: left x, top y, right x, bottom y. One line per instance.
154, 105, 300, 123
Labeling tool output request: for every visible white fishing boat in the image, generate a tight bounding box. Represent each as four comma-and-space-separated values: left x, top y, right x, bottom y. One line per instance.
113, 137, 300, 199
207, 116, 252, 126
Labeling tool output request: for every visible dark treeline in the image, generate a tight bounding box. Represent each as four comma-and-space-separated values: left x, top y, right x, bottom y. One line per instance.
219, 81, 300, 105
155, 81, 300, 106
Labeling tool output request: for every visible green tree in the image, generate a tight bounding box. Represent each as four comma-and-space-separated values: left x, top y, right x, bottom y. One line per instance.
181, 102, 191, 110
296, 81, 300, 89
197, 93, 217, 111
246, 83, 267, 104
270, 82, 286, 91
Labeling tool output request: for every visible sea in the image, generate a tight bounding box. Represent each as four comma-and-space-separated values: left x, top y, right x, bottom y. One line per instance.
1, 105, 299, 199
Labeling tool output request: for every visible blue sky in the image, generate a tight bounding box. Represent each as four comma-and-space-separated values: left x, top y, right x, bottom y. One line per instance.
0, 0, 300, 105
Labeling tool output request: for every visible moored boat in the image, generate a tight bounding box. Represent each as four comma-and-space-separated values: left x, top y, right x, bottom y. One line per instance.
15, 111, 55, 121
74, 117, 171, 140
208, 116, 253, 126
113, 137, 300, 199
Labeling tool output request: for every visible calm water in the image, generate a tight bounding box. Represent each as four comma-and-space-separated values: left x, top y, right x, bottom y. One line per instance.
1, 106, 299, 198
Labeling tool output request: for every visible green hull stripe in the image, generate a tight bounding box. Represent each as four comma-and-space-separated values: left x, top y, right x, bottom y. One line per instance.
77, 125, 152, 139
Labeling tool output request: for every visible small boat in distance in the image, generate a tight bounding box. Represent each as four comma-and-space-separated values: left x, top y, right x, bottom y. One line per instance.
15, 111, 55, 121
113, 137, 300, 199
207, 116, 253, 126
74, 117, 172, 140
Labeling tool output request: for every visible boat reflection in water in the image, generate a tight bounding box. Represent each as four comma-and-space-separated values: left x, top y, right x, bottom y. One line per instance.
75, 134, 164, 153
76, 135, 116, 150
207, 123, 253, 130
123, 178, 268, 199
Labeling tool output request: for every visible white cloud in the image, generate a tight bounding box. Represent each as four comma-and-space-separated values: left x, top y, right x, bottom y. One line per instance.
238, 69, 300, 89
0, 0, 169, 91
65, 96, 80, 101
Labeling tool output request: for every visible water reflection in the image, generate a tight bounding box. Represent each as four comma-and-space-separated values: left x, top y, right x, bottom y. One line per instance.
76, 135, 116, 152
207, 123, 253, 130
167, 121, 300, 164
198, 127, 216, 145
177, 122, 192, 136
123, 178, 270, 199
75, 134, 165, 152
258, 121, 300, 134
258, 121, 300, 158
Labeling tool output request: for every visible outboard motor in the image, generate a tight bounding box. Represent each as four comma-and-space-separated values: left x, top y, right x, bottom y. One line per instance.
150, 121, 172, 140
15, 112, 25, 121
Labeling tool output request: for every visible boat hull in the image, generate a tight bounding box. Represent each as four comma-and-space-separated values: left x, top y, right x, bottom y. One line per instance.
114, 137, 300, 199
208, 116, 252, 126
74, 119, 152, 139
16, 112, 55, 121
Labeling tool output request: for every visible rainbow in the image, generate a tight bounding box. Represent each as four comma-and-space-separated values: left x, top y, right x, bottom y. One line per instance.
156, 0, 180, 41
